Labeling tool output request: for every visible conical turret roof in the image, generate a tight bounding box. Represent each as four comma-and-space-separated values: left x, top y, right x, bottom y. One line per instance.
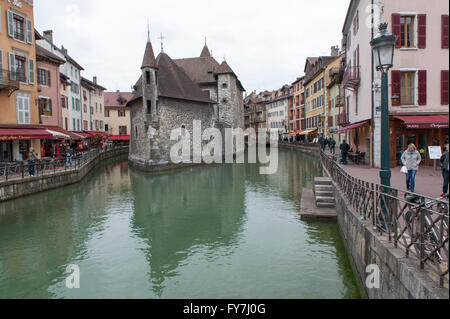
141, 41, 157, 69
215, 60, 235, 76
200, 44, 211, 57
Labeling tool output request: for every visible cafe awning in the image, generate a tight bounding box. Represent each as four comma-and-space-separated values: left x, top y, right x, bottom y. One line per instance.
299, 129, 317, 135
289, 130, 304, 136
334, 121, 369, 135
393, 115, 449, 129
0, 128, 53, 141
109, 135, 130, 141
87, 131, 110, 137
43, 126, 81, 140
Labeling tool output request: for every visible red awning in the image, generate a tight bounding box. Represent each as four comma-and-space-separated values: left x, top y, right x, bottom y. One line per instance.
394, 115, 448, 129
109, 135, 130, 141
0, 128, 53, 141
334, 120, 370, 135
76, 132, 92, 138
43, 126, 82, 140
289, 130, 304, 136
87, 131, 110, 137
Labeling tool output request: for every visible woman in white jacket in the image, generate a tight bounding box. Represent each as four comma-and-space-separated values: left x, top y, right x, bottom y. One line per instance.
401, 144, 422, 193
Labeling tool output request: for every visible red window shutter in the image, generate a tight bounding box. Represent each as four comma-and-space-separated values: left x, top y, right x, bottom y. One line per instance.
418, 70, 427, 105
392, 14, 401, 48
443, 15, 449, 49
418, 14, 426, 49
442, 70, 449, 105
391, 70, 401, 106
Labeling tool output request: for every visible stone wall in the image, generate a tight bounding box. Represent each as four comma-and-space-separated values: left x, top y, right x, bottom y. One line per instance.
217, 73, 244, 130
0, 147, 128, 203
129, 97, 216, 168
322, 164, 449, 299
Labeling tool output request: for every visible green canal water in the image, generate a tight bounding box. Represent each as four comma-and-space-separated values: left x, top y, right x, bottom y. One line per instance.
0, 149, 364, 299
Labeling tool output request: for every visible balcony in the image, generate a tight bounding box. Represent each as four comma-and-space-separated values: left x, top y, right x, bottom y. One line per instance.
0, 70, 20, 96
343, 66, 360, 90
336, 112, 350, 126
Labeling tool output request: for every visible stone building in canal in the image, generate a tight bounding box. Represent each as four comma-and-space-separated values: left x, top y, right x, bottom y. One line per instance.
128, 37, 245, 171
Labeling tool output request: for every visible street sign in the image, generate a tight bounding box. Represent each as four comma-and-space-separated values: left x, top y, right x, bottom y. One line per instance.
428, 146, 442, 160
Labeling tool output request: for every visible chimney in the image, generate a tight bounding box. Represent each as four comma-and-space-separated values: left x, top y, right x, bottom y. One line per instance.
61, 45, 68, 55
330, 45, 339, 57
116, 89, 120, 93
93, 76, 97, 84
43, 30, 53, 43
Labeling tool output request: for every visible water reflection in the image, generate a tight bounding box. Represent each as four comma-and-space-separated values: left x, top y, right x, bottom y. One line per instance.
0, 150, 362, 299
129, 164, 247, 296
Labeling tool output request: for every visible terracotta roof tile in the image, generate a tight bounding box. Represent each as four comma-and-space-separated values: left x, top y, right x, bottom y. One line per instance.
200, 44, 211, 57
105, 92, 133, 107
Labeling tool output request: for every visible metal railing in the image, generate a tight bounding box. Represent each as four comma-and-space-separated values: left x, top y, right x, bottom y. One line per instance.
343, 65, 361, 89
321, 150, 449, 287
0, 70, 20, 89
0, 146, 126, 182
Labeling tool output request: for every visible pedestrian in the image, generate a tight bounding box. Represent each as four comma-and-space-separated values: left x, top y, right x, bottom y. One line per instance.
28, 148, 38, 177
328, 137, 336, 154
66, 147, 73, 167
401, 144, 422, 193
440, 144, 449, 198
318, 135, 325, 151
340, 140, 350, 164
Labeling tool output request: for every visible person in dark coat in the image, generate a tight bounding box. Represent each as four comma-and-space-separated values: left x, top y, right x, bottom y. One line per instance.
318, 135, 325, 151
328, 137, 336, 154
340, 140, 350, 164
440, 144, 449, 198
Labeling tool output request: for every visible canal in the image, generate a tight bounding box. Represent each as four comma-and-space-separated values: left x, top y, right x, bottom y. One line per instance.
0, 149, 364, 299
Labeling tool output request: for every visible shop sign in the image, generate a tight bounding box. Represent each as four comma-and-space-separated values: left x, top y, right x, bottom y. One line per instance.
428, 146, 442, 160
406, 123, 449, 129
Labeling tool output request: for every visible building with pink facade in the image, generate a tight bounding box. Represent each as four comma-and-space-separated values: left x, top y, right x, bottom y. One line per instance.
36, 44, 65, 127
341, 0, 449, 168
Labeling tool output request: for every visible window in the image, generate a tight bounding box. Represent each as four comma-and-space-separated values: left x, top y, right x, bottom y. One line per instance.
39, 98, 52, 116
119, 126, 127, 135
65, 118, 68, 130
84, 104, 87, 113
90, 106, 94, 115
95, 102, 98, 113
146, 71, 151, 85
118, 110, 126, 117
77, 120, 80, 131
105, 109, 110, 117
147, 100, 151, 114
15, 55, 26, 82
73, 119, 76, 131
72, 97, 75, 110
401, 71, 415, 105
37, 68, 51, 86
222, 83, 228, 88
61, 95, 68, 108
76, 99, 80, 111
16, 95, 30, 124
83, 121, 88, 131
401, 16, 415, 48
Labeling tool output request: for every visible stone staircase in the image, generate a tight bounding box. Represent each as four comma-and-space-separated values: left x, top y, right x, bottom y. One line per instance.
314, 177, 335, 209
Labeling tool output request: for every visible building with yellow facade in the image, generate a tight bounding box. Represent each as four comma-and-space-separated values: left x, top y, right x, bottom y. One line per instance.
0, 0, 43, 161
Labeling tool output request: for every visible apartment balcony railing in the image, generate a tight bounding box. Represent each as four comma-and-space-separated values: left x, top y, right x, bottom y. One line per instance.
343, 66, 360, 90
0, 70, 20, 95
336, 112, 350, 126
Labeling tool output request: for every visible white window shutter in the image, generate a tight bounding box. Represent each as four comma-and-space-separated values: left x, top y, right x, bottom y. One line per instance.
0, 6, 2, 34
7, 10, 14, 38
26, 19, 32, 44
28, 58, 35, 84
8, 52, 16, 80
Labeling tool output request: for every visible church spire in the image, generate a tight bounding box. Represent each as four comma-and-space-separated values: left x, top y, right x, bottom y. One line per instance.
200, 38, 211, 57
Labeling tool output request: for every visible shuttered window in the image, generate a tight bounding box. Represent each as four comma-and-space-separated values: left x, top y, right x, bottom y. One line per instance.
417, 14, 426, 49
391, 70, 401, 106
28, 58, 34, 85
443, 15, 449, 49
418, 70, 427, 105
392, 14, 401, 48
442, 70, 449, 105
8, 52, 16, 80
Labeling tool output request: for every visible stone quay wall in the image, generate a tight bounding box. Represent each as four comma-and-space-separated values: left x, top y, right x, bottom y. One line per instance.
0, 147, 129, 203
285, 144, 448, 299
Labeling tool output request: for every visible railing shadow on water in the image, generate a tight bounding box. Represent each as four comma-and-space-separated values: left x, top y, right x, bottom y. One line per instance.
320, 150, 449, 288
0, 146, 127, 183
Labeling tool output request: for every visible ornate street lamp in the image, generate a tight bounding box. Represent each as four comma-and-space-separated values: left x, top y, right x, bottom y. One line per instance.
371, 23, 396, 189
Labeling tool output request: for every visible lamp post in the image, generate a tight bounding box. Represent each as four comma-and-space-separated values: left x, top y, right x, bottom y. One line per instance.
370, 23, 396, 189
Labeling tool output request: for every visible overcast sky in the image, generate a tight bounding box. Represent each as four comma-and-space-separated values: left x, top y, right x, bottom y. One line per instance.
34, 0, 350, 93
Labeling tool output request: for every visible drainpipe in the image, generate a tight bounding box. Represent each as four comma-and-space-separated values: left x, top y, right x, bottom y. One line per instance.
371, 0, 375, 168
